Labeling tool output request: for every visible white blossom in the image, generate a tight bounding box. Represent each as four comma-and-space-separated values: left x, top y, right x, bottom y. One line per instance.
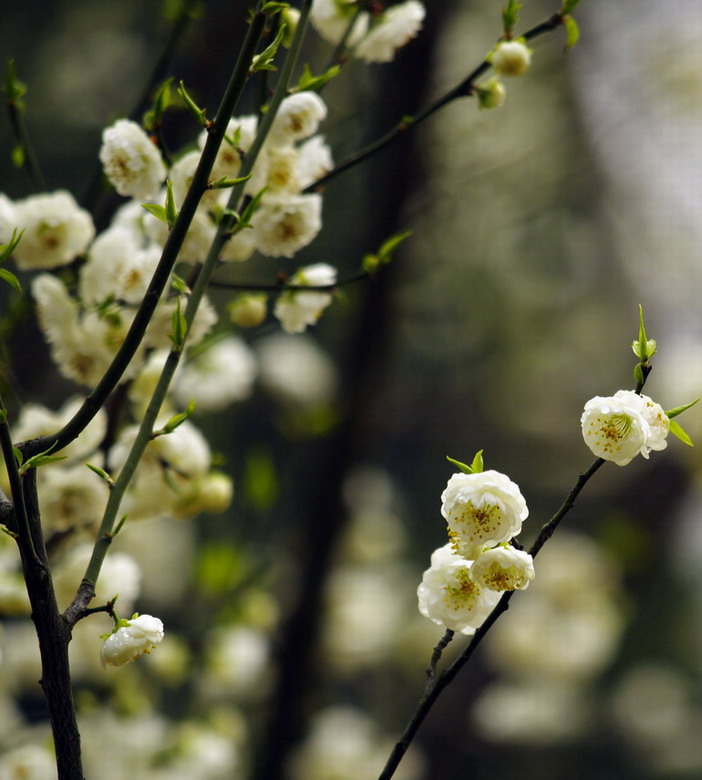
441, 470, 528, 560
33, 274, 145, 387
99, 119, 166, 199
80, 226, 161, 305
252, 193, 322, 257
101, 614, 164, 667
173, 336, 257, 411
53, 543, 142, 614
13, 395, 107, 464
471, 545, 535, 592
268, 92, 328, 146
256, 333, 337, 406
417, 543, 501, 635
274, 263, 337, 333
9, 190, 94, 270
310, 0, 370, 47
37, 463, 109, 534
296, 135, 334, 189
490, 40, 532, 77
354, 1, 425, 64
581, 389, 669, 466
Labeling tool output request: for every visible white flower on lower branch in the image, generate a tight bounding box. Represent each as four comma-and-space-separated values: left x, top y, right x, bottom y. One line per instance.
417, 544, 501, 635
101, 614, 164, 668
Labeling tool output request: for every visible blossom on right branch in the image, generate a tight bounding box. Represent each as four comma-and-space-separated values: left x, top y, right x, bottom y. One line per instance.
581, 389, 669, 466
274, 263, 337, 333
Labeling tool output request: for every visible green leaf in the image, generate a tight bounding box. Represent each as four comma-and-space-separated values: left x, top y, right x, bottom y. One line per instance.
362, 229, 412, 275
171, 273, 189, 294
633, 363, 645, 386
563, 15, 580, 48
666, 397, 700, 420
12, 446, 22, 467
0, 227, 24, 263
19, 453, 67, 475
165, 179, 178, 227
168, 296, 187, 350
10, 145, 24, 168
160, 400, 197, 435
262, 1, 289, 13
234, 187, 268, 232
669, 419, 694, 447
470, 449, 484, 473
141, 203, 168, 223
0, 523, 17, 539
294, 63, 341, 93
250, 24, 286, 73
3, 59, 27, 105
446, 455, 473, 474
209, 173, 252, 190
0, 268, 21, 292
502, 0, 523, 35
562, 0, 582, 14
631, 304, 656, 362
143, 76, 174, 130
177, 80, 208, 125
85, 462, 114, 486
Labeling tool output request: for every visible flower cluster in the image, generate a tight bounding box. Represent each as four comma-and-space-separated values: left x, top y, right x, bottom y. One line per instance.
418, 463, 534, 635
581, 389, 669, 466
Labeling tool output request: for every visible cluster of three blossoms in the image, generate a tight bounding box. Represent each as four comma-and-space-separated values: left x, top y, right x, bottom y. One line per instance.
418, 389, 671, 635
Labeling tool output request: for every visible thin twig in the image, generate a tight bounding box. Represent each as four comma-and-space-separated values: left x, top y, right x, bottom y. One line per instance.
306, 13, 564, 194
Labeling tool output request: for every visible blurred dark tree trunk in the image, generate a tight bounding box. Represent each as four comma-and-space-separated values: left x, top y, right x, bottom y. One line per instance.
252, 4, 462, 779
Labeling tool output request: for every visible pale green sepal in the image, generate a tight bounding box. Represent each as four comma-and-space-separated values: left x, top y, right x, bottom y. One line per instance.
633, 363, 645, 386
262, 2, 289, 13
666, 397, 700, 420
669, 419, 693, 447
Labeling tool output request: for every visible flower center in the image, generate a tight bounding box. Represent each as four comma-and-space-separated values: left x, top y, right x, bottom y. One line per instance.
601, 413, 632, 442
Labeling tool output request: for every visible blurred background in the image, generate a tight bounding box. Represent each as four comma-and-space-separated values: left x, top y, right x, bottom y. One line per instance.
0, 0, 701, 778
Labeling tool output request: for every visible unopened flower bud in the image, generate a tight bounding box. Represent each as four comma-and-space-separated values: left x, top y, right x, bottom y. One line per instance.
477, 77, 506, 110
101, 614, 164, 667
490, 40, 531, 77
229, 294, 268, 328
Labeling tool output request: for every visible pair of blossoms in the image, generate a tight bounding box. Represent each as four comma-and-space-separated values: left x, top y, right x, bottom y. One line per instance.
418, 390, 672, 636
